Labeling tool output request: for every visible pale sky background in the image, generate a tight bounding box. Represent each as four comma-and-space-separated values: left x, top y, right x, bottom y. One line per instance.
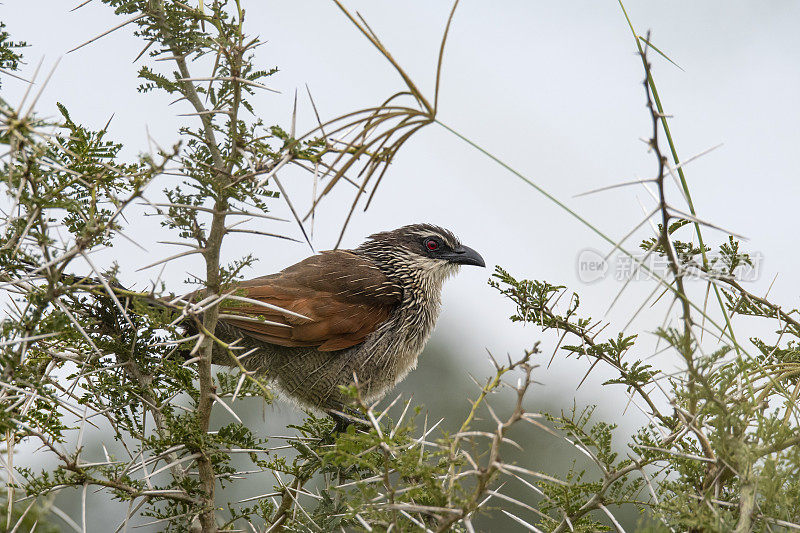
3, 0, 800, 529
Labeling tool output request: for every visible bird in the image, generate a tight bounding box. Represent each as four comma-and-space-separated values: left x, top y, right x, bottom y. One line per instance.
205, 223, 485, 420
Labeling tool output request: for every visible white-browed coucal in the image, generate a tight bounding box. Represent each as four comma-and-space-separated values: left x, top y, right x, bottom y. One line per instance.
207, 223, 485, 417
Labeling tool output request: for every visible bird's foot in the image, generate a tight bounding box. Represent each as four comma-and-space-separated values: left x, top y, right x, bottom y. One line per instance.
324, 407, 370, 435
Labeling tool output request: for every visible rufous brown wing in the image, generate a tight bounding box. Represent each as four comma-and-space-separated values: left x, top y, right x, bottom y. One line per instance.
218, 250, 402, 351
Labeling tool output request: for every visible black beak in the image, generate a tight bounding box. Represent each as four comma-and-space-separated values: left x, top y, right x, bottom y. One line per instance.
444, 245, 485, 267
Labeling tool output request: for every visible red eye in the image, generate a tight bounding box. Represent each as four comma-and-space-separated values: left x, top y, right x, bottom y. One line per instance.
425, 239, 439, 251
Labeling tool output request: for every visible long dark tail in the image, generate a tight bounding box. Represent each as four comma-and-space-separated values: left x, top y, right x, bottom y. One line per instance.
19, 265, 188, 357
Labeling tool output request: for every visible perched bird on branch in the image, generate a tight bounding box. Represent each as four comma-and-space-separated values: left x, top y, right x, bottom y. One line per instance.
207, 223, 485, 420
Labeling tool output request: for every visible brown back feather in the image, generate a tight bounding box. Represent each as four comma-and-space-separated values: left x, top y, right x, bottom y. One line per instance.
218, 250, 402, 351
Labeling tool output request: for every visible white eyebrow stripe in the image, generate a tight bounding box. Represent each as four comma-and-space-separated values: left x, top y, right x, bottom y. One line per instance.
409, 230, 460, 248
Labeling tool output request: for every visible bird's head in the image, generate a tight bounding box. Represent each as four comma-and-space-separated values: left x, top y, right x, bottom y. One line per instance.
356, 224, 485, 286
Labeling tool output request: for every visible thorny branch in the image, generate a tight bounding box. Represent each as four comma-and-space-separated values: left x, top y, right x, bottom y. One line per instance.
3, 3, 800, 532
